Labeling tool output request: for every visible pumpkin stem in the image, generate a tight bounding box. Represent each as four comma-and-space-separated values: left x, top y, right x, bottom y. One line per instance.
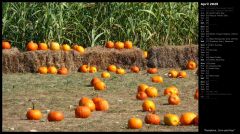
32, 102, 35, 110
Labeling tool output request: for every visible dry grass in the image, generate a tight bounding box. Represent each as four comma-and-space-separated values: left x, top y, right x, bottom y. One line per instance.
2, 68, 198, 132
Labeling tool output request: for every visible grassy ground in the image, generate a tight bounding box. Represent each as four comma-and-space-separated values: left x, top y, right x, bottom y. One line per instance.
2, 68, 198, 132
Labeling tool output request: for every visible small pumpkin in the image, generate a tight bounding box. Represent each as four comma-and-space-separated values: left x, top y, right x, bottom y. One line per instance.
91, 77, 102, 86
147, 68, 158, 74
145, 113, 160, 125
75, 45, 85, 54
79, 65, 89, 73
47, 66, 58, 74
168, 94, 181, 105
116, 68, 125, 74
137, 84, 149, 92
107, 65, 117, 72
194, 88, 199, 100
94, 81, 106, 91
128, 117, 143, 129
130, 66, 140, 73
177, 71, 187, 78
105, 41, 114, 48
164, 113, 180, 126
164, 86, 179, 96
27, 41, 38, 51
92, 97, 105, 105
187, 60, 197, 70
58, 67, 68, 75
151, 76, 163, 83
136, 91, 148, 100
114, 41, 124, 49
47, 111, 64, 122
62, 44, 71, 51
79, 97, 95, 112
101, 71, 111, 78
143, 51, 148, 58
145, 87, 158, 98
38, 43, 48, 50
95, 100, 109, 111
75, 106, 91, 118
142, 100, 156, 112
50, 42, 60, 50
180, 112, 197, 125
124, 40, 133, 49
38, 66, 48, 74
89, 66, 97, 73
168, 70, 178, 78
26, 102, 42, 120
2, 41, 11, 49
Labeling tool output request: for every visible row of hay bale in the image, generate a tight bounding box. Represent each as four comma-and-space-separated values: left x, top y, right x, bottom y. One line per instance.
2, 45, 198, 73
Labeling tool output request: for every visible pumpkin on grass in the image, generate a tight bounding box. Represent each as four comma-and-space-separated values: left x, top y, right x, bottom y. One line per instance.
130, 66, 140, 73
94, 81, 106, 91
128, 117, 142, 129
151, 76, 163, 83
168, 70, 178, 78
180, 112, 197, 125
79, 65, 89, 73
116, 68, 125, 74
107, 65, 117, 72
95, 100, 109, 111
89, 66, 97, 73
91, 77, 102, 86
58, 67, 68, 75
178, 71, 187, 78
187, 60, 197, 70
38, 66, 48, 74
137, 84, 149, 92
168, 94, 181, 105
48, 111, 64, 122
75, 106, 91, 118
26, 101, 42, 120
79, 97, 95, 112
136, 91, 148, 100
101, 72, 111, 78
2, 41, 11, 49
48, 66, 58, 74
164, 113, 180, 126
145, 87, 158, 97
147, 68, 158, 74
142, 100, 156, 112
164, 86, 179, 96
145, 112, 160, 125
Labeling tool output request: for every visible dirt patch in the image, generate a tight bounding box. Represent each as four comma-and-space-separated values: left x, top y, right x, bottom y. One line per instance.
2, 46, 147, 73
147, 45, 198, 69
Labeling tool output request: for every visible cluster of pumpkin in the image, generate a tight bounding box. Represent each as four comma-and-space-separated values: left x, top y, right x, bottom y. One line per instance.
128, 83, 198, 129
38, 66, 68, 75
26, 96, 109, 121
128, 112, 198, 129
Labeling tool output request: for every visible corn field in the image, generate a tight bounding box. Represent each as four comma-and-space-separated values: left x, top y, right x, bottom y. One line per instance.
2, 2, 198, 51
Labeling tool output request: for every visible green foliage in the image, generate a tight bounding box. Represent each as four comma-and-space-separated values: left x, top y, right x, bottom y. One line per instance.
2, 2, 198, 51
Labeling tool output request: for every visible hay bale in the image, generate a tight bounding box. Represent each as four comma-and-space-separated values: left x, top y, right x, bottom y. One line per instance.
147, 45, 198, 69
2, 46, 147, 73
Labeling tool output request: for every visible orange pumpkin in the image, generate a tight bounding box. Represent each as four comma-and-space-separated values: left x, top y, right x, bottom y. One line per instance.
147, 68, 158, 74
145, 87, 158, 98
151, 76, 163, 83
89, 66, 97, 73
143, 51, 148, 58
128, 117, 143, 129
194, 88, 199, 100
38, 43, 48, 50
73, 44, 79, 50
94, 81, 106, 91
2, 41, 11, 49
137, 84, 149, 92
47, 66, 58, 74
101, 71, 111, 78
75, 45, 85, 54
95, 100, 109, 111
124, 40, 133, 49
164, 86, 179, 96
114, 41, 124, 49
62, 44, 71, 51
145, 113, 160, 125
27, 41, 38, 51
75, 106, 91, 118
180, 112, 197, 125
116, 68, 125, 74
105, 41, 114, 48
92, 97, 105, 105
177, 71, 187, 78
79, 97, 95, 112
91, 77, 102, 86
50, 42, 60, 50
168, 94, 181, 105
187, 60, 197, 70
142, 100, 156, 112
136, 91, 148, 100
58, 67, 68, 75
168, 70, 178, 78
38, 66, 48, 74
164, 113, 180, 126
107, 65, 117, 72
194, 115, 199, 126
130, 66, 140, 73
47, 111, 64, 122
79, 65, 89, 73
26, 109, 42, 120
